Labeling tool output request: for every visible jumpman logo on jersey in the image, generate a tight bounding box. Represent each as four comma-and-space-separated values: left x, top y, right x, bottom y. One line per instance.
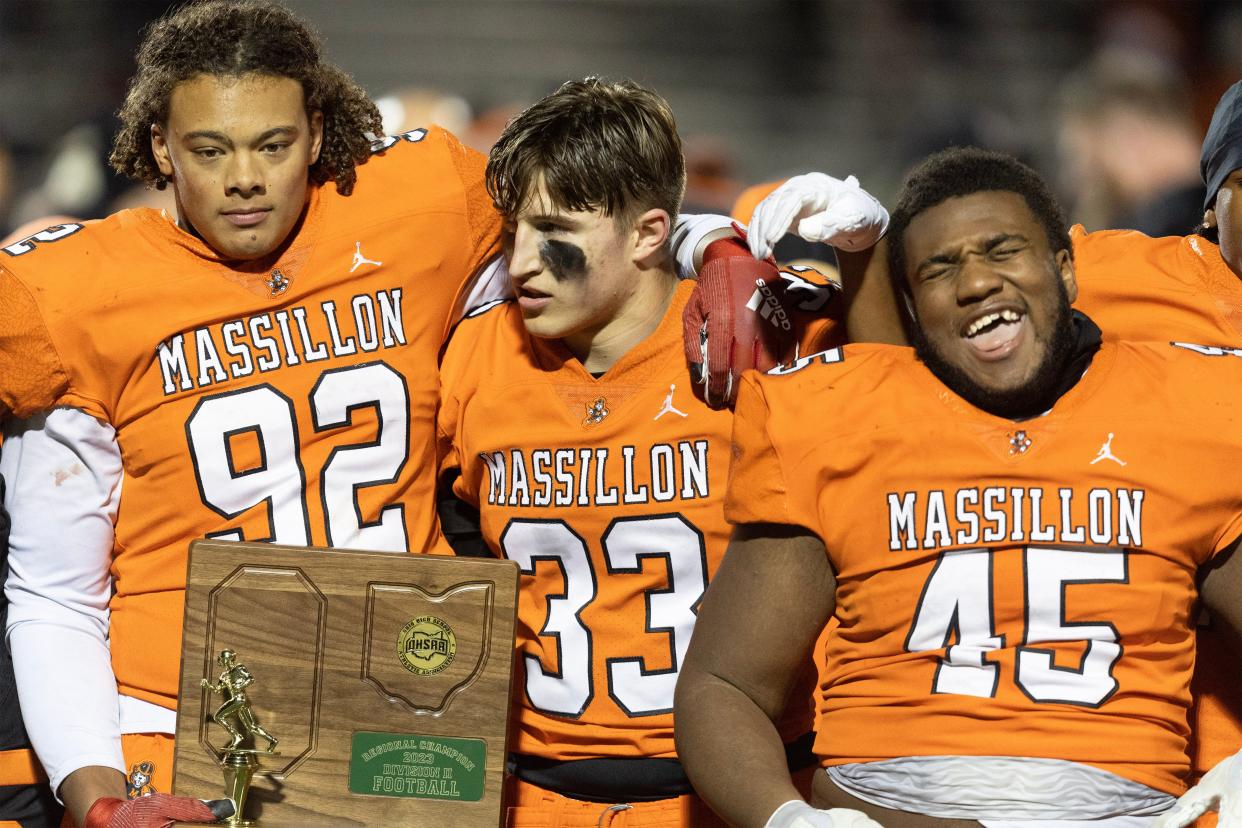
1090, 432, 1127, 466
654, 384, 688, 420
350, 241, 383, 273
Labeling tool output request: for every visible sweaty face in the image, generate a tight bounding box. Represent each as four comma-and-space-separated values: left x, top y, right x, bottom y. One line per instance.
151, 73, 323, 261
1209, 169, 1242, 280
506, 179, 643, 358
902, 191, 1078, 416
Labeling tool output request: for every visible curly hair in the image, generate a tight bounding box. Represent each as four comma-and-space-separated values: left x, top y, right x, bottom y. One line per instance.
110, 0, 381, 195
486, 77, 685, 224
887, 147, 1072, 292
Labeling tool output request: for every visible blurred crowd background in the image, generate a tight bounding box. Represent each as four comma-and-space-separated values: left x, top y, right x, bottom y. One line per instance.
1, 0, 1239, 241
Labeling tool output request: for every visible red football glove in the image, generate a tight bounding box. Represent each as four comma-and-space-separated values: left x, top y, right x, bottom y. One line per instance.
683, 226, 838, 407
84, 793, 233, 828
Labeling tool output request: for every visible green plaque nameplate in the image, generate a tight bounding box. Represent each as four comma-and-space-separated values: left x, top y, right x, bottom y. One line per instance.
348, 731, 486, 802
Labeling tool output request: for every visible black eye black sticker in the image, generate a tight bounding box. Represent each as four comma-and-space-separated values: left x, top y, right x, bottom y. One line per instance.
539, 240, 587, 282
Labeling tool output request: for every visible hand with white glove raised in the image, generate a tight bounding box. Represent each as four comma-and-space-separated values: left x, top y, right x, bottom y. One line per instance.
1153, 749, 1242, 827
764, 799, 885, 828
747, 173, 889, 261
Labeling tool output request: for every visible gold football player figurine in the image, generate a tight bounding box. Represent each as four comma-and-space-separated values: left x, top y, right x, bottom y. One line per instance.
202, 650, 278, 752
202, 649, 279, 826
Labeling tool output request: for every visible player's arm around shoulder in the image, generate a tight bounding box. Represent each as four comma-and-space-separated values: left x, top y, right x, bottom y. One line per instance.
1071, 224, 1205, 301
357, 124, 460, 193
833, 236, 908, 346
365, 125, 509, 335
745, 172, 905, 347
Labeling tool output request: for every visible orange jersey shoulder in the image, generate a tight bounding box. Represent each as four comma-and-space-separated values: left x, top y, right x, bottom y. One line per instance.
726, 342, 895, 531
338, 127, 501, 330
438, 297, 523, 471
1072, 226, 1242, 344
0, 214, 147, 419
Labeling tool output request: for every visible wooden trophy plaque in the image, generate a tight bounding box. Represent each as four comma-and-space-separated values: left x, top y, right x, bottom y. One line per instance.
173, 540, 518, 827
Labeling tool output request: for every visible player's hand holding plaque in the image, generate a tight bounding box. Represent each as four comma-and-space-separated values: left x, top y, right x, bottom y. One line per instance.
173, 541, 519, 827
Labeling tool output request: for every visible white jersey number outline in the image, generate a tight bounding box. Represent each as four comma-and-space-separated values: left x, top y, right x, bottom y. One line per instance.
185, 361, 410, 551
499, 514, 708, 718
906, 546, 1127, 707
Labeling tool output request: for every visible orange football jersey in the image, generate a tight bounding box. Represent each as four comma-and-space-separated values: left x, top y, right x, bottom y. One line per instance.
1073, 226, 1242, 781
727, 341, 1242, 796
1073, 225, 1242, 344
0, 126, 500, 711
439, 282, 741, 761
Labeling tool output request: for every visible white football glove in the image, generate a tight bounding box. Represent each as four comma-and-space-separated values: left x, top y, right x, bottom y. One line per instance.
747, 173, 890, 260
764, 799, 884, 828
1153, 749, 1242, 827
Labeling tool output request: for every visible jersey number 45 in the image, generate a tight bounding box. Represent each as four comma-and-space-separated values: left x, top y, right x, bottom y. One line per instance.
907, 546, 1125, 708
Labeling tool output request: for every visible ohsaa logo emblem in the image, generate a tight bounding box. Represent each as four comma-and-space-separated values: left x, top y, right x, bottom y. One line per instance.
397, 616, 457, 676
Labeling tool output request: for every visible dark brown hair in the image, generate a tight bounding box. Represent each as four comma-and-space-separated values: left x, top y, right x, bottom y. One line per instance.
110, 0, 381, 195
888, 147, 1072, 290
486, 77, 685, 224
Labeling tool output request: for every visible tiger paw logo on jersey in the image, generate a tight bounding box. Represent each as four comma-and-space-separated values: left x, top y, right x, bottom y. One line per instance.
583, 397, 609, 425
397, 616, 457, 676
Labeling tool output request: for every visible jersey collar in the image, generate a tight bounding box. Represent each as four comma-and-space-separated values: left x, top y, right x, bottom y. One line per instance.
132, 183, 324, 298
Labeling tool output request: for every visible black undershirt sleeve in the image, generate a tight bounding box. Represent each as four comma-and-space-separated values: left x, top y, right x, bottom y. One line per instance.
436, 469, 492, 558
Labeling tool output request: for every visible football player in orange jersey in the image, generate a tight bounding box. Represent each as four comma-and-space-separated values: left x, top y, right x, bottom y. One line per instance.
676, 148, 1242, 827
0, 4, 823, 826
740, 80, 1242, 826
437, 78, 860, 828
0, 1, 415, 823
